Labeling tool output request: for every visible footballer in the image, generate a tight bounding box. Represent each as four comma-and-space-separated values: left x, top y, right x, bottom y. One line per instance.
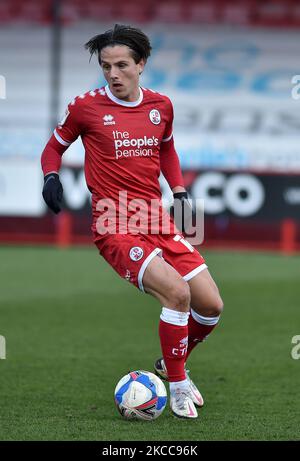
41, 24, 224, 419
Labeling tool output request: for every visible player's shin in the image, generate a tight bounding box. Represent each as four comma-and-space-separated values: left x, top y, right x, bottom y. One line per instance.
186, 308, 220, 360
158, 307, 189, 382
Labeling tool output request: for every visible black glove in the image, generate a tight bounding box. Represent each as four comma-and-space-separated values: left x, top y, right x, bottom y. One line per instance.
171, 191, 193, 234
42, 173, 63, 214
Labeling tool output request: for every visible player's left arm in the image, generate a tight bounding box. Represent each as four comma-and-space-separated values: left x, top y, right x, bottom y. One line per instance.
160, 136, 187, 194
160, 98, 191, 232
160, 137, 191, 233
160, 97, 185, 192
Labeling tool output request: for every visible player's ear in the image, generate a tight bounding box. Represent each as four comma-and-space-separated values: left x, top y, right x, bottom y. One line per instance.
138, 59, 145, 75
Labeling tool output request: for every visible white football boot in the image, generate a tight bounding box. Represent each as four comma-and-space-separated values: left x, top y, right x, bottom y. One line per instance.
170, 388, 198, 419
154, 357, 204, 407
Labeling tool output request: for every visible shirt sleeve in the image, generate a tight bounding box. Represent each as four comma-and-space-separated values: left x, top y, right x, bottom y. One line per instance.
41, 99, 83, 176
53, 100, 82, 147
160, 136, 184, 190
160, 97, 184, 189
162, 97, 174, 143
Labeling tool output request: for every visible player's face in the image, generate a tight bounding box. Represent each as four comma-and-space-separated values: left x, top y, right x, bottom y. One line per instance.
100, 45, 144, 102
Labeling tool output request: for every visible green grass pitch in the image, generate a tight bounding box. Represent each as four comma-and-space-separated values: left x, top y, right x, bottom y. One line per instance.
0, 246, 299, 441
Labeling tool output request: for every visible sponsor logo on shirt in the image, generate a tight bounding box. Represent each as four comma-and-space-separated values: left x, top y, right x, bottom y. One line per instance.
149, 109, 161, 125
112, 130, 159, 159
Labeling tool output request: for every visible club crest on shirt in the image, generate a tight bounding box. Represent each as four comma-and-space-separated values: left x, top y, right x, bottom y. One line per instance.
149, 109, 161, 125
129, 247, 144, 261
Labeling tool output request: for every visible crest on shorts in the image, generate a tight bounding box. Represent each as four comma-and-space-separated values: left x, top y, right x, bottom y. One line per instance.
129, 247, 144, 261
149, 109, 161, 125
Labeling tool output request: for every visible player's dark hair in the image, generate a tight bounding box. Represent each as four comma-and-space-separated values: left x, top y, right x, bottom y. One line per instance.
85, 24, 152, 65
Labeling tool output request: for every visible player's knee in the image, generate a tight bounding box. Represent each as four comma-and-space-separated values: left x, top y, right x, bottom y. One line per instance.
168, 281, 191, 312
207, 294, 224, 317
213, 295, 224, 316
196, 294, 224, 317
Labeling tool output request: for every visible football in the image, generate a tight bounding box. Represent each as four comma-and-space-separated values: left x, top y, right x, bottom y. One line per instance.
114, 370, 167, 421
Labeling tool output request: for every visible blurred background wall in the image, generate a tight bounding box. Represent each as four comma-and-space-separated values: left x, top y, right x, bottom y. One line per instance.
0, 0, 299, 251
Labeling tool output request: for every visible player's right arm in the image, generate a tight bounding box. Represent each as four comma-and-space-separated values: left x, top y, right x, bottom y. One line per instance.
41, 100, 82, 214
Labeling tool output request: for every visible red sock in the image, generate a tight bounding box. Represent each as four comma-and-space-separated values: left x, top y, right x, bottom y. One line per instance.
186, 310, 220, 360
159, 308, 189, 382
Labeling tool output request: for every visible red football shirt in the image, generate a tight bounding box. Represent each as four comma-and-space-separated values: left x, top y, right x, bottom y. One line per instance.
53, 85, 180, 239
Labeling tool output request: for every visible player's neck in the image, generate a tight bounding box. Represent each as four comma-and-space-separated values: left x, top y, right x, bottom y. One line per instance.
105, 85, 143, 107
123, 92, 139, 102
